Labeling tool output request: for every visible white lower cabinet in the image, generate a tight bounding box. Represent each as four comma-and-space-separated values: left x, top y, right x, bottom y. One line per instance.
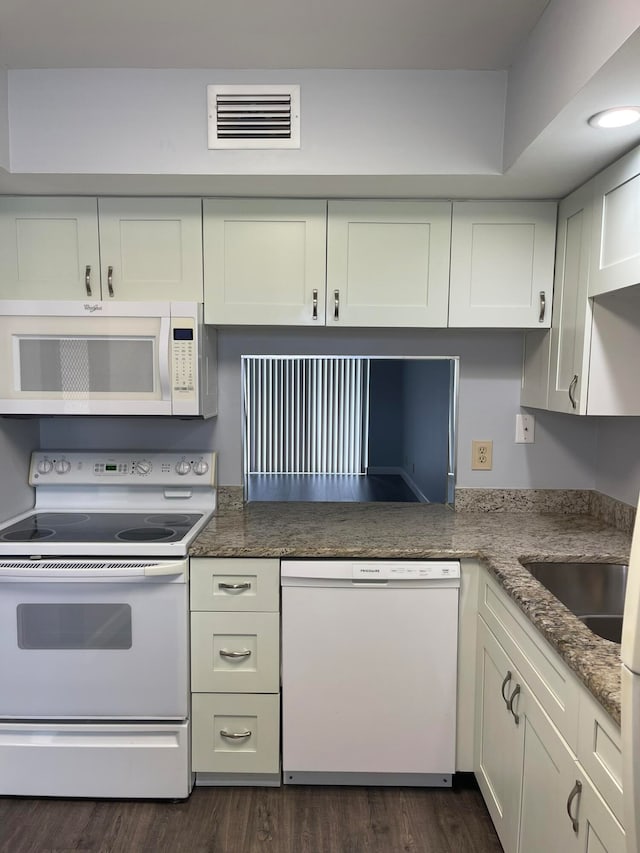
190, 558, 281, 786
475, 572, 625, 853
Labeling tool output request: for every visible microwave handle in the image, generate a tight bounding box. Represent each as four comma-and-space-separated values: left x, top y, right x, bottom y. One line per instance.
159, 316, 172, 402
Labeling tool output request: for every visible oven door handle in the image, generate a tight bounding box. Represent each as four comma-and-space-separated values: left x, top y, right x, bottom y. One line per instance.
0, 561, 186, 580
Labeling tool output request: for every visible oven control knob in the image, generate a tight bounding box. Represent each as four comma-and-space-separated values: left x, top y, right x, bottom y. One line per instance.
193, 460, 209, 476
37, 458, 53, 475
55, 459, 71, 475
175, 460, 191, 476
136, 461, 152, 476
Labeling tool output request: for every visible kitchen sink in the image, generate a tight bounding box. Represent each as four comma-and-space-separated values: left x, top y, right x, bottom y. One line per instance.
520, 561, 628, 643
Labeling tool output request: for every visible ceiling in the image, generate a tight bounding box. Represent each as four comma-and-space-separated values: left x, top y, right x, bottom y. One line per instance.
0, 0, 550, 71
0, 0, 639, 198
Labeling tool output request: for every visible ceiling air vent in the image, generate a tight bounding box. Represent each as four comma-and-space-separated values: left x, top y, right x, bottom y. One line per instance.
207, 84, 300, 150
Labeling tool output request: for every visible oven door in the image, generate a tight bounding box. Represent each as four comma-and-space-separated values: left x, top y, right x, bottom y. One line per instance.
0, 560, 188, 720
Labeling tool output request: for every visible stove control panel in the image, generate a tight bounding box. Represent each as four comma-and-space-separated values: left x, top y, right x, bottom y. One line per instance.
29, 452, 217, 487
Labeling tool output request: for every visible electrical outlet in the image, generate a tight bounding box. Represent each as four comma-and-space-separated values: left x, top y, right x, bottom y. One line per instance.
472, 440, 493, 470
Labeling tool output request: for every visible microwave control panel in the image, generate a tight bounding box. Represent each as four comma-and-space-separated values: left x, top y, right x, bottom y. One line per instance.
171, 317, 196, 398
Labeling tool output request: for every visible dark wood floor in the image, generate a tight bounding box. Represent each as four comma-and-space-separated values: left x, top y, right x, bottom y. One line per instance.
0, 783, 502, 853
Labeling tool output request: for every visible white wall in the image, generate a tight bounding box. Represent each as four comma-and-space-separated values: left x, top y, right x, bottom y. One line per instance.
8, 68, 505, 176
594, 418, 640, 506
39, 328, 598, 493
0, 68, 9, 171
0, 417, 39, 523
504, 0, 640, 169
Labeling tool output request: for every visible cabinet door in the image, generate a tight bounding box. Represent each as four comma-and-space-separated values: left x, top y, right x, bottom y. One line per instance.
0, 197, 100, 300
589, 145, 640, 297
547, 184, 594, 414
475, 617, 523, 853
203, 198, 327, 325
326, 201, 451, 327
518, 688, 581, 853
449, 201, 557, 327
576, 772, 625, 853
97, 198, 203, 302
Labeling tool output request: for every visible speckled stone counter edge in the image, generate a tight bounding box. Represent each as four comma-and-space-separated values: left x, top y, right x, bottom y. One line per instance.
218, 485, 637, 533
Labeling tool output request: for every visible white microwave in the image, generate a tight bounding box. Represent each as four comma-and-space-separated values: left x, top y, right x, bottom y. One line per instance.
0, 300, 217, 417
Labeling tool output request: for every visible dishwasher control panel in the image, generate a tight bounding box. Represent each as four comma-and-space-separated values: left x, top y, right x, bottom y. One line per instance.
352, 561, 460, 580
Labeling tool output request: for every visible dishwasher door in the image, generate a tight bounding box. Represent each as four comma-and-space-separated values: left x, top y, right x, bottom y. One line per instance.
281, 559, 460, 786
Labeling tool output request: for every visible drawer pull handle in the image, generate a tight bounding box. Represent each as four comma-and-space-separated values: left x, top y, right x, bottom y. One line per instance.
507, 683, 521, 725
219, 649, 252, 659
85, 265, 92, 296
218, 582, 251, 591
107, 265, 114, 297
500, 671, 512, 707
220, 729, 252, 740
312, 288, 318, 320
334, 289, 340, 321
566, 780, 582, 833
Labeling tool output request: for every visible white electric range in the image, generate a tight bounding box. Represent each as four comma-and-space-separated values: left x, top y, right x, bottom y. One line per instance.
0, 450, 217, 800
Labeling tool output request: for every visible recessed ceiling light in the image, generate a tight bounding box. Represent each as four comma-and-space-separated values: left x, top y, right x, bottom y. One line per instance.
588, 107, 640, 129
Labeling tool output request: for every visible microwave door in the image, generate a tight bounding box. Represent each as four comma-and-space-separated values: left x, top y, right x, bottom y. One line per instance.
0, 315, 173, 415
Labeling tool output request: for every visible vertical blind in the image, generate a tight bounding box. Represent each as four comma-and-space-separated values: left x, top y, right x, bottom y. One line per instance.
242, 356, 370, 475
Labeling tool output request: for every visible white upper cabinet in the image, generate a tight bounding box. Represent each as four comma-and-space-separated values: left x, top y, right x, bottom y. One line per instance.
589, 145, 640, 297
0, 196, 203, 302
0, 197, 101, 300
97, 198, 204, 302
449, 201, 557, 328
546, 184, 594, 414
203, 198, 327, 326
326, 200, 451, 327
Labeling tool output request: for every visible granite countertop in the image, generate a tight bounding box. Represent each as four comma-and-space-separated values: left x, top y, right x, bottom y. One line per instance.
190, 501, 633, 725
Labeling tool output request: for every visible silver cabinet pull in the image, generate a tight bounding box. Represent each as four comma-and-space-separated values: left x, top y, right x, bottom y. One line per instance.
107, 265, 114, 297
566, 780, 582, 833
568, 374, 578, 410
312, 288, 318, 320
219, 649, 252, 659
218, 581, 251, 591
334, 289, 340, 321
538, 291, 546, 323
507, 683, 521, 724
500, 671, 512, 707
85, 265, 92, 296
220, 729, 252, 740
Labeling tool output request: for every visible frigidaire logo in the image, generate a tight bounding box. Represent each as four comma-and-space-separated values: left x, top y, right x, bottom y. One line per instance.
83, 303, 103, 312
360, 568, 380, 573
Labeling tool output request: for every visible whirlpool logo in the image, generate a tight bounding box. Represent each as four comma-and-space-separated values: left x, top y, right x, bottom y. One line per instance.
83, 303, 103, 312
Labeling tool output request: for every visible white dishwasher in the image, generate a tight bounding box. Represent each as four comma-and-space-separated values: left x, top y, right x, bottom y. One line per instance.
281, 559, 460, 787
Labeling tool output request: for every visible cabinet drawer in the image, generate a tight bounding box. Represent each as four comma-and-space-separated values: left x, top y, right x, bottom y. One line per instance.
577, 688, 623, 825
191, 611, 280, 693
190, 558, 279, 611
192, 693, 280, 774
478, 572, 580, 750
